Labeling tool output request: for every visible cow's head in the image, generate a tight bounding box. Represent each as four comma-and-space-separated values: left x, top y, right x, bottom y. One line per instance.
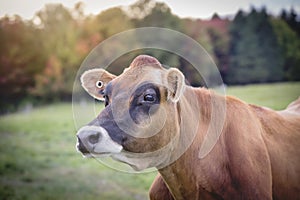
76, 55, 192, 170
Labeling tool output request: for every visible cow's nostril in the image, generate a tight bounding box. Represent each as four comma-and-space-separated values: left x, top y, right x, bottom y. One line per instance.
88, 132, 100, 144
77, 136, 89, 153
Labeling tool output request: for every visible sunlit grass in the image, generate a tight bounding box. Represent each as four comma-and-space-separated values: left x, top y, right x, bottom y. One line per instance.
0, 82, 299, 199
227, 82, 300, 110
0, 103, 155, 200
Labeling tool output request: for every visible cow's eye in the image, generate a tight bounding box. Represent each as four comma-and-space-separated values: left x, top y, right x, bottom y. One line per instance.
144, 94, 155, 102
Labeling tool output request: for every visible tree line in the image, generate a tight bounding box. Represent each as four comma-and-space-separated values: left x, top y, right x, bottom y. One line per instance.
0, 0, 299, 111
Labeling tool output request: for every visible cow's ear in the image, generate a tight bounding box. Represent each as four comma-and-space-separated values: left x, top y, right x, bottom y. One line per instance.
165, 68, 185, 102
80, 69, 117, 101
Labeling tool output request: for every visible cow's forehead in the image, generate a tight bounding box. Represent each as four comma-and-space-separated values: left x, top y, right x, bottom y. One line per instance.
111, 65, 166, 95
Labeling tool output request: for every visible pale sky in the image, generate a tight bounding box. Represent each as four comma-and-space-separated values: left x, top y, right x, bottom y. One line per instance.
0, 0, 299, 20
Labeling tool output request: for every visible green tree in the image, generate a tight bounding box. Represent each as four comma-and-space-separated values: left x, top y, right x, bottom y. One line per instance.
181, 18, 219, 86
206, 16, 230, 80
129, 0, 183, 31
0, 16, 45, 111
227, 8, 284, 84
30, 4, 82, 100
280, 8, 300, 36
95, 7, 134, 38
271, 18, 300, 81
85, 7, 136, 75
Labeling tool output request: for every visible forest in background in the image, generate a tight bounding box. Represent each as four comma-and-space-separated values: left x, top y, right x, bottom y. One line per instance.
1, 0, 300, 112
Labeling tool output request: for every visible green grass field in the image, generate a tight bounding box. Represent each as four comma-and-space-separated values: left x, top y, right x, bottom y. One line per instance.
0, 82, 299, 200
226, 82, 300, 110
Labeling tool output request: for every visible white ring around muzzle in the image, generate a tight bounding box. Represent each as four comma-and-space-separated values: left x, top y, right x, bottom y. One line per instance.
76, 126, 123, 155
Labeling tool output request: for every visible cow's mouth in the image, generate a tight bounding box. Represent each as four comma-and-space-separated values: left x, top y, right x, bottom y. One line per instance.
81, 152, 114, 158
76, 140, 122, 158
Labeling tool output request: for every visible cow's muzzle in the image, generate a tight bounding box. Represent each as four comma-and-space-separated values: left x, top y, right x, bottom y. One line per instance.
76, 126, 123, 156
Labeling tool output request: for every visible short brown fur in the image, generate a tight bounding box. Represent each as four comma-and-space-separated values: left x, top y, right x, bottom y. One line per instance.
80, 55, 300, 200
149, 88, 300, 200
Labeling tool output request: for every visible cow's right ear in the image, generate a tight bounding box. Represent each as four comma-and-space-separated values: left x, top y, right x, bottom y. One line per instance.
165, 68, 185, 102
80, 69, 117, 101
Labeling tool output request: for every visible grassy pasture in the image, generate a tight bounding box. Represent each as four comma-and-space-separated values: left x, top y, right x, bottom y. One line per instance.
227, 82, 300, 110
0, 82, 299, 199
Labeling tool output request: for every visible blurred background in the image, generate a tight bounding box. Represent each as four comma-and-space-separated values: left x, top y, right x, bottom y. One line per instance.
0, 0, 299, 199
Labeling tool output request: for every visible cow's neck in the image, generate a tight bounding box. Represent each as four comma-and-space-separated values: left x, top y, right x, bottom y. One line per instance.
158, 86, 225, 199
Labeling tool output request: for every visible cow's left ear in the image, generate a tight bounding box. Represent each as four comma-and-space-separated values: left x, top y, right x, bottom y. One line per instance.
165, 68, 185, 102
80, 68, 117, 101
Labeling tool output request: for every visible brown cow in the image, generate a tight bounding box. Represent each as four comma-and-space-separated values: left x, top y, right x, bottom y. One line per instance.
76, 55, 300, 200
